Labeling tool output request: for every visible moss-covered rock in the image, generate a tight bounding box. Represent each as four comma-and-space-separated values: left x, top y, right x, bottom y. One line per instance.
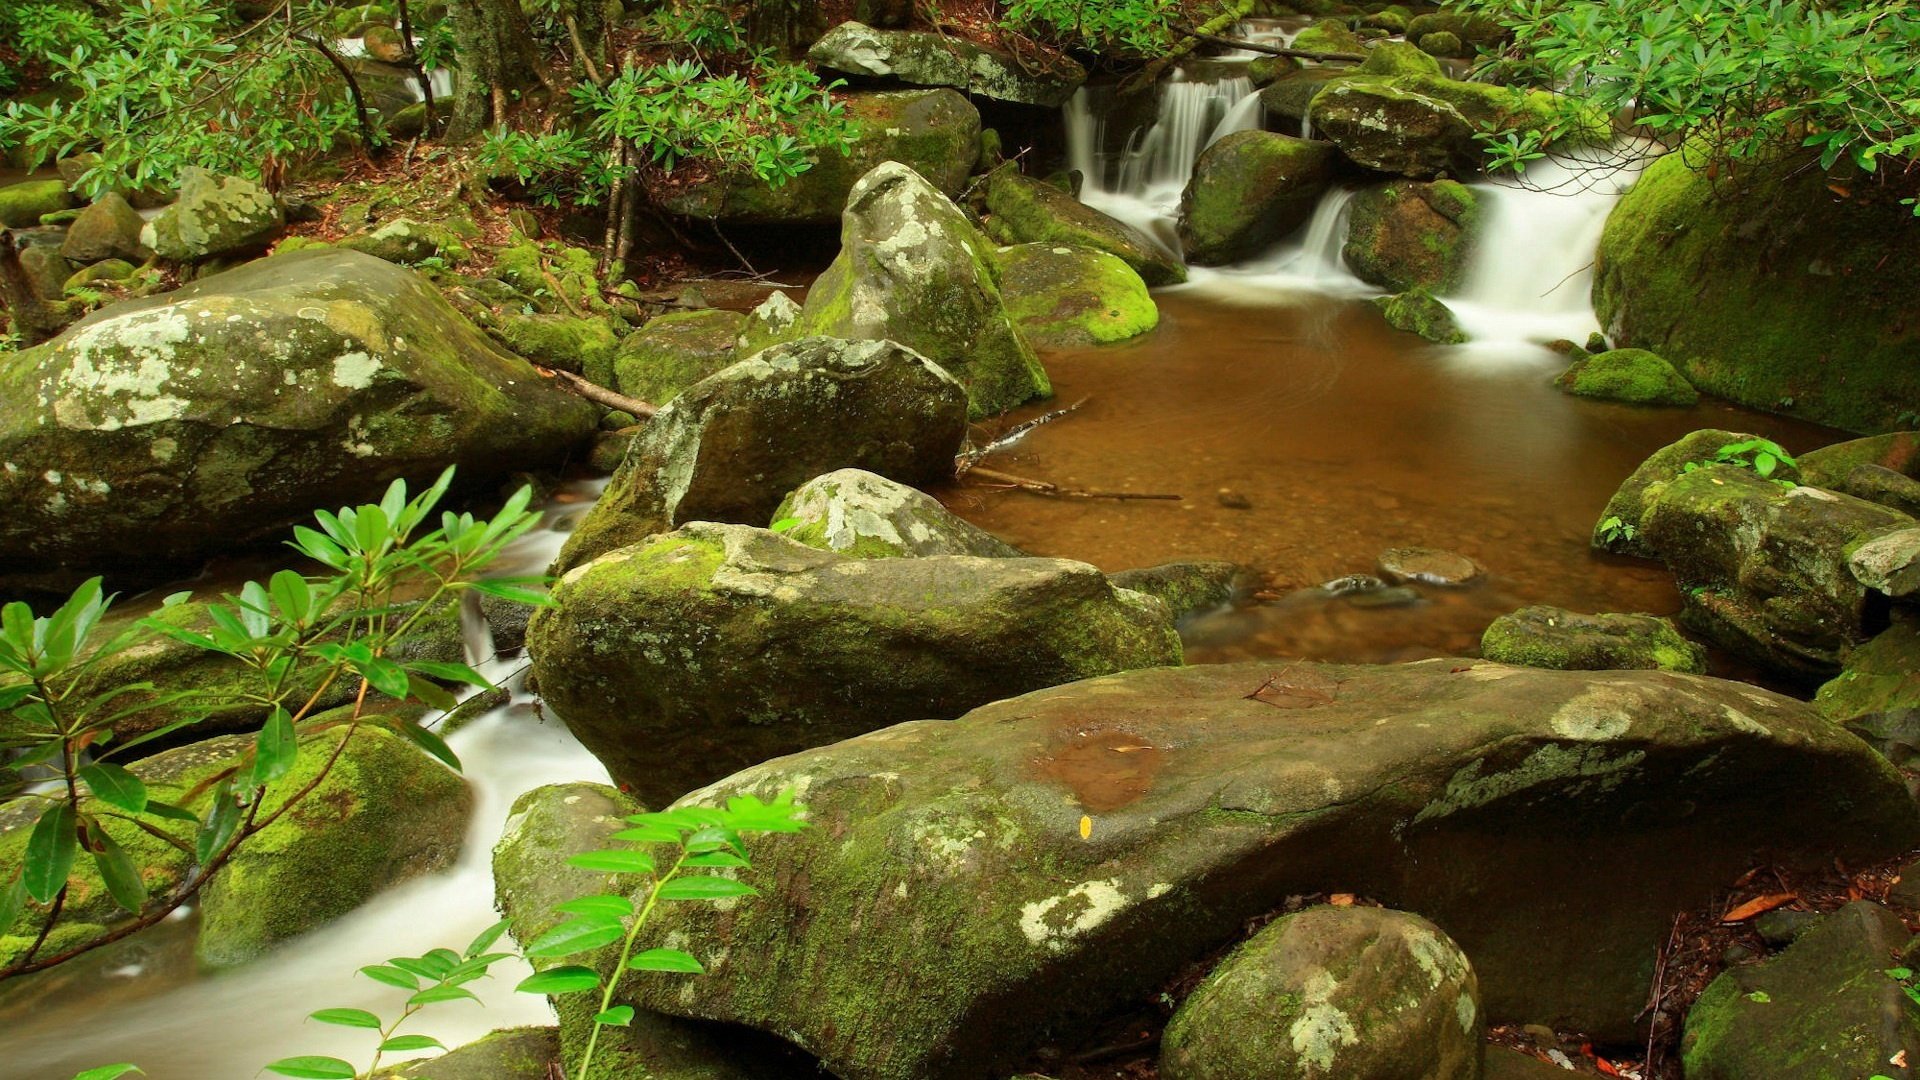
652, 90, 981, 225
1594, 151, 1920, 433
1835, 464, 1920, 519
19, 242, 74, 301
1554, 348, 1698, 406
0, 725, 469, 969
1161, 906, 1482, 1080
340, 216, 475, 266
371, 1027, 560, 1080
983, 168, 1186, 286
1589, 429, 1779, 555
0, 179, 78, 228
612, 308, 747, 406
1641, 465, 1913, 680
604, 660, 1916, 1077
1481, 606, 1706, 674
1246, 54, 1302, 87
790, 162, 1049, 418
0, 249, 597, 587
773, 468, 1023, 558
1343, 179, 1481, 292
736, 291, 802, 356
64, 259, 138, 293
60, 193, 152, 265
1682, 902, 1920, 1079
1260, 68, 1350, 128
491, 311, 621, 388
1178, 131, 1337, 265
1292, 18, 1365, 54
1418, 30, 1467, 57
528, 522, 1180, 803
1108, 561, 1241, 621
1357, 38, 1442, 77
808, 21, 1086, 107
1798, 432, 1920, 489
554, 337, 969, 571
995, 243, 1159, 348
1404, 12, 1508, 47
1372, 289, 1466, 344
488, 241, 607, 317
140, 168, 283, 262
1815, 617, 1920, 726
1309, 80, 1477, 178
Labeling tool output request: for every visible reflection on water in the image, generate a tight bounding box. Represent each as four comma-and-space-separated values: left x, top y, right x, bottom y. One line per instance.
940, 289, 1840, 667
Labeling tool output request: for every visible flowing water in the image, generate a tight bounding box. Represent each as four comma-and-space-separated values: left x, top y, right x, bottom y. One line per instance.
0, 34, 1847, 1078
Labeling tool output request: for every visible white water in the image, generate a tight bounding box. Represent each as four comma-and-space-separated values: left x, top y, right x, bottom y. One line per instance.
4, 484, 613, 1080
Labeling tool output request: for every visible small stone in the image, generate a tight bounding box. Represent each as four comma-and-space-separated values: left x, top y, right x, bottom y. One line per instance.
1217, 488, 1253, 510
1753, 908, 1822, 947
1377, 546, 1483, 586
1521, 1023, 1560, 1050
1346, 584, 1423, 608
1321, 573, 1389, 595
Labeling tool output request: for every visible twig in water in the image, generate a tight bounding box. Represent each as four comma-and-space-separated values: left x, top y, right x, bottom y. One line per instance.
965, 466, 1179, 502
955, 397, 1088, 476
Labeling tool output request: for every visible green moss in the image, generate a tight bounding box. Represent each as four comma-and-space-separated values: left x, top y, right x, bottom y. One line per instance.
997, 243, 1159, 348
1814, 620, 1920, 723
492, 311, 621, 387
491, 241, 608, 316
1179, 131, 1337, 265
613, 309, 747, 405
1293, 18, 1364, 54
1343, 180, 1481, 293
1481, 606, 1707, 673
0, 179, 77, 228
1556, 348, 1699, 406
984, 169, 1186, 286
1372, 289, 1466, 344
1358, 40, 1442, 77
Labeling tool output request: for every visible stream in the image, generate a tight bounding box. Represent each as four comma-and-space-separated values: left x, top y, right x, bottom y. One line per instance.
0, 34, 1847, 1079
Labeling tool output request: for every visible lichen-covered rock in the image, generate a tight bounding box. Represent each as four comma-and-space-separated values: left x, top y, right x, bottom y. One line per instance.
371, 1027, 560, 1080
0, 249, 597, 585
1108, 561, 1241, 621
612, 308, 747, 406
737, 291, 801, 356
1815, 618, 1920, 726
339, 216, 475, 266
1179, 131, 1337, 264
1555, 348, 1698, 406
1641, 464, 1913, 679
0, 725, 470, 970
1681, 902, 1920, 1079
0, 178, 77, 228
1482, 606, 1706, 674
604, 660, 1915, 1079
809, 21, 1086, 107
1310, 81, 1477, 178
140, 168, 283, 261
1343, 180, 1481, 293
983, 169, 1186, 286
554, 337, 969, 571
490, 312, 621, 389
996, 243, 1159, 348
1594, 151, 1920, 433
652, 90, 981, 225
1373, 289, 1466, 344
528, 522, 1181, 803
1160, 906, 1482, 1080
1590, 429, 1780, 556
773, 468, 1023, 558
1851, 526, 1920, 599
60, 194, 152, 264
790, 162, 1049, 418
1834, 464, 1920, 520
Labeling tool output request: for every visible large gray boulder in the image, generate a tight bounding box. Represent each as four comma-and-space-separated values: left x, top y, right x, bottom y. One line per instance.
1309, 81, 1478, 178
809, 21, 1086, 107
1161, 906, 1483, 1080
0, 249, 596, 586
140, 167, 284, 261
528, 523, 1180, 803
790, 161, 1049, 418
601, 661, 1916, 1079
553, 337, 969, 572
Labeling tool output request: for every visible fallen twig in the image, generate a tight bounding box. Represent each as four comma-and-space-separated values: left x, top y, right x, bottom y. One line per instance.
1172, 24, 1364, 62
966, 466, 1179, 502
955, 397, 1088, 476
535, 365, 658, 419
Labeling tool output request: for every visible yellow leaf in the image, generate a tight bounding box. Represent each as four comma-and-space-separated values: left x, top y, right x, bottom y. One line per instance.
1078, 815, 1092, 840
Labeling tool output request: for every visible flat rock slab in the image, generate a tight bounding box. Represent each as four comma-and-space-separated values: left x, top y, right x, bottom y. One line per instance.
622, 660, 1917, 1080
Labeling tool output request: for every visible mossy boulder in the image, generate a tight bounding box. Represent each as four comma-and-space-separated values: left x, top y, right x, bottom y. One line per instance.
529, 522, 1180, 803
1357, 39, 1443, 78
489, 241, 607, 317
773, 468, 1023, 558
1178, 131, 1338, 265
0, 249, 596, 587
652, 90, 981, 225
0, 725, 470, 970
140, 168, 283, 262
612, 308, 747, 406
0, 179, 78, 228
736, 291, 802, 356
491, 311, 621, 388
61, 193, 152, 264
340, 216, 475, 266
371, 1027, 560, 1080
1309, 80, 1477, 178
1682, 902, 1920, 1079
1418, 30, 1467, 57
1481, 606, 1706, 674
1641, 464, 1913, 679
1589, 429, 1782, 556
554, 337, 969, 572
1373, 289, 1466, 344
1594, 151, 1920, 433
1835, 464, 1920, 519
1108, 561, 1241, 621
983, 168, 1186, 286
1247, 54, 1302, 87
1404, 12, 1508, 48
1799, 432, 1920, 489
1343, 179, 1481, 293
1815, 617, 1920, 726
1555, 348, 1698, 406
1259, 68, 1350, 128
1293, 18, 1365, 54
1160, 906, 1482, 1080
809, 21, 1086, 107
790, 162, 1049, 418
605, 660, 1916, 1078
995, 243, 1159, 348
19, 243, 75, 301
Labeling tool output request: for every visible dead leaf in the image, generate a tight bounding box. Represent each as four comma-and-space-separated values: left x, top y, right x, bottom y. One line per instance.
1893, 1050, 1909, 1068
1721, 892, 1797, 923
1329, 893, 1355, 907
1078, 815, 1092, 841
1108, 745, 1155, 754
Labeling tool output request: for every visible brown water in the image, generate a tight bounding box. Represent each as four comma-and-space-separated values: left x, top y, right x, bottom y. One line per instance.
940, 288, 1840, 668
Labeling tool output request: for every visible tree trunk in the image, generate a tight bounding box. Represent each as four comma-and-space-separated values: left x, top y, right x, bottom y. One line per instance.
746, 0, 823, 57
446, 0, 547, 137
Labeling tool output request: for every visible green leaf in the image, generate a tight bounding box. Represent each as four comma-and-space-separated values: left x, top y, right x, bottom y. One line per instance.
90, 828, 147, 913
515, 965, 602, 994
567, 849, 657, 875
389, 717, 462, 772
378, 1035, 446, 1052
142, 799, 200, 824
627, 948, 704, 973
466, 917, 511, 958
1887, 967, 1914, 980
554, 895, 635, 919
525, 916, 625, 958
683, 852, 749, 869
24, 801, 78, 904
71, 1066, 145, 1080
359, 656, 412, 700
466, 580, 553, 607
249, 707, 298, 788
263, 1057, 358, 1079
359, 964, 420, 990
0, 874, 26, 933
309, 1007, 382, 1029
78, 762, 147, 814
610, 824, 680, 844
408, 984, 480, 1007
405, 672, 459, 713
656, 876, 757, 901
195, 782, 241, 864
594, 1005, 636, 1027
406, 661, 495, 688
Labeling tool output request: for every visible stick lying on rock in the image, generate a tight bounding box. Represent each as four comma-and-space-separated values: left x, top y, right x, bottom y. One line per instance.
534, 365, 658, 419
